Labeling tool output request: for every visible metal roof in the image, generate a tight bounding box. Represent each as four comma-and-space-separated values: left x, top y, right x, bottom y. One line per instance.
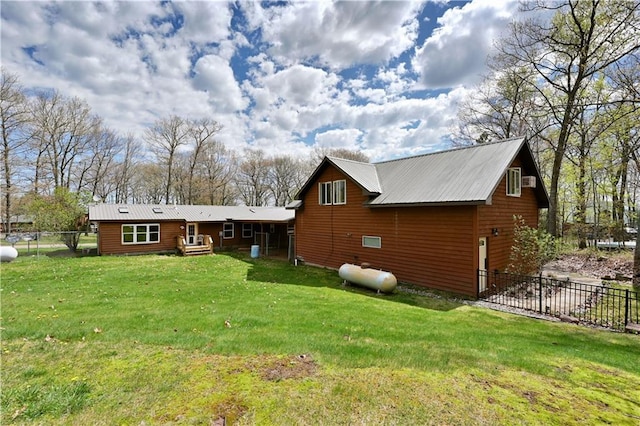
89, 204, 295, 222
294, 137, 549, 208
370, 137, 527, 205
325, 157, 382, 194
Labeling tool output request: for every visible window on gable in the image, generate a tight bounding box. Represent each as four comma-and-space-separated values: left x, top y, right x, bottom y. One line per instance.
333, 180, 346, 204
507, 167, 521, 197
223, 222, 234, 239
319, 182, 332, 205
319, 180, 346, 205
122, 223, 160, 245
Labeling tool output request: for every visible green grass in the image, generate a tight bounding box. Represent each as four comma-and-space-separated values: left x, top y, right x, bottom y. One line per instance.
2, 253, 639, 424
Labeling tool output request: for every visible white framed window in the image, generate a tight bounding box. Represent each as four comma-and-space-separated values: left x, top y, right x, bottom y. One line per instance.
333, 180, 346, 204
506, 167, 521, 197
319, 182, 332, 205
362, 235, 382, 248
242, 223, 253, 238
122, 223, 160, 245
319, 180, 346, 205
223, 222, 234, 239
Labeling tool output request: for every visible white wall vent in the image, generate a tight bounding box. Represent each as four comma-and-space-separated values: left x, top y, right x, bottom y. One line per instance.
522, 176, 536, 188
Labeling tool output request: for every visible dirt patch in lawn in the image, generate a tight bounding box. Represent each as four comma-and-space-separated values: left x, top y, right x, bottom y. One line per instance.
259, 354, 317, 381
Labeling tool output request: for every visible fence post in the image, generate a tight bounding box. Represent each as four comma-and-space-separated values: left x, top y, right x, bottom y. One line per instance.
625, 289, 630, 327
538, 273, 543, 314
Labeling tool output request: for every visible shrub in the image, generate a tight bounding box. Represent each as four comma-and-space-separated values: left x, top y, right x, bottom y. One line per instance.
507, 215, 557, 275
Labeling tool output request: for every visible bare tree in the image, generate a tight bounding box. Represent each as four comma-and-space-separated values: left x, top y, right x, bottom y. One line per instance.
145, 115, 188, 204
267, 155, 306, 206
27, 91, 100, 191
77, 127, 124, 200
236, 149, 271, 206
311, 147, 370, 164
185, 118, 222, 204
131, 163, 165, 204
200, 140, 237, 205
112, 134, 142, 203
0, 68, 29, 233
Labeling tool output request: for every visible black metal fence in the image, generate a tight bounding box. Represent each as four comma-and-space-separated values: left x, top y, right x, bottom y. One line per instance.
478, 270, 639, 332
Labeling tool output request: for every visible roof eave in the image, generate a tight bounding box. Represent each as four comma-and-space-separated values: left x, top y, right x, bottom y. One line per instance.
366, 200, 488, 208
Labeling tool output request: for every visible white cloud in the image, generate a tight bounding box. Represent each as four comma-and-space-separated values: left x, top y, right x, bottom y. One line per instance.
192, 54, 249, 113
244, 1, 423, 69
173, 1, 233, 44
315, 128, 364, 150
412, 0, 518, 89
1, 0, 515, 165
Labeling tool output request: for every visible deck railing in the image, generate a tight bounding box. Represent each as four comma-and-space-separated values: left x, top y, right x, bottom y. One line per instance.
478, 270, 639, 332
176, 235, 213, 255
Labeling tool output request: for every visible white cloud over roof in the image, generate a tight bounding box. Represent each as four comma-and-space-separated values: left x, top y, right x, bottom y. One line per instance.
1, 0, 522, 161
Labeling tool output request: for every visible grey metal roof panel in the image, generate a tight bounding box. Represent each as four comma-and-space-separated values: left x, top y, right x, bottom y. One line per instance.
369, 137, 526, 205
326, 157, 382, 194
285, 200, 303, 210
89, 204, 294, 222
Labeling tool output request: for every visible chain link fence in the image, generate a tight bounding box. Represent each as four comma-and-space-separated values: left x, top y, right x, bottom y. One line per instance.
1, 231, 98, 258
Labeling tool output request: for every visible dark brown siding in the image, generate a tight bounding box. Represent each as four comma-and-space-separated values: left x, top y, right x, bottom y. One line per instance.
97, 221, 183, 255
97, 220, 291, 255
198, 222, 291, 251
295, 166, 477, 296
478, 158, 541, 274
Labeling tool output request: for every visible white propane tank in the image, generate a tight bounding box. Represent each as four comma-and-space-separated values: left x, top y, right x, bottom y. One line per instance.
0, 246, 19, 263
339, 263, 397, 293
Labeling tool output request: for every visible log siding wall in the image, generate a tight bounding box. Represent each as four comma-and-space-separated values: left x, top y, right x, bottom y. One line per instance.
295, 156, 542, 297
98, 221, 183, 255
97, 221, 291, 255
477, 158, 540, 275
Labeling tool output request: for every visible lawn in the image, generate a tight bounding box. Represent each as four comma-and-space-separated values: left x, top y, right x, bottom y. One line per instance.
1, 252, 639, 425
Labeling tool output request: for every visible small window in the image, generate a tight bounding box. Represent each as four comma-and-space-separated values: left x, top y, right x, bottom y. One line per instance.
362, 236, 381, 248
152, 207, 163, 214
333, 180, 346, 204
507, 168, 521, 197
242, 223, 252, 238
118, 207, 129, 214
122, 223, 160, 245
319, 182, 332, 205
223, 222, 234, 239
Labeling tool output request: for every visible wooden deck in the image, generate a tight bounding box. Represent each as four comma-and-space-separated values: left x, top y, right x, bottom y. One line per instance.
177, 235, 214, 256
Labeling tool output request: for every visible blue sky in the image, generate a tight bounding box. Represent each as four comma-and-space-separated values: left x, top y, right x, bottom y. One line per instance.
1, 0, 522, 161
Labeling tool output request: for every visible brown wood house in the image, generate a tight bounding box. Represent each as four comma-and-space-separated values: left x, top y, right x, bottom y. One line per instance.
287, 137, 550, 297
88, 204, 294, 256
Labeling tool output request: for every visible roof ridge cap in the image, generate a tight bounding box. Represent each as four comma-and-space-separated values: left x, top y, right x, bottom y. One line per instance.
326, 155, 372, 165
374, 136, 525, 165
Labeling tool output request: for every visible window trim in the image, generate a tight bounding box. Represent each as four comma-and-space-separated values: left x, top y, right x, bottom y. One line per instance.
319, 182, 332, 205
333, 180, 346, 205
223, 222, 234, 239
319, 179, 346, 205
121, 223, 160, 245
242, 223, 253, 239
362, 235, 382, 249
506, 167, 521, 197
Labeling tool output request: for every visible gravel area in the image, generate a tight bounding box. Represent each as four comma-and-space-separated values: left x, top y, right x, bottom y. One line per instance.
398, 252, 635, 326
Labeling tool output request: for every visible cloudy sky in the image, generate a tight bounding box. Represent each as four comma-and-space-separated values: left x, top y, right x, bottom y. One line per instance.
1, 0, 522, 161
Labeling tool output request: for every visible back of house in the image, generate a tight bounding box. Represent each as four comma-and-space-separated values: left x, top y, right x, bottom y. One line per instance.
288, 137, 549, 297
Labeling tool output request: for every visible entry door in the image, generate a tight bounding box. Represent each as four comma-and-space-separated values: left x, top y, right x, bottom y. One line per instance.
186, 223, 197, 245
478, 237, 487, 293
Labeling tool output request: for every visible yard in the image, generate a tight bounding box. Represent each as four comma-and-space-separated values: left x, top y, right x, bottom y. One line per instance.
2, 252, 639, 425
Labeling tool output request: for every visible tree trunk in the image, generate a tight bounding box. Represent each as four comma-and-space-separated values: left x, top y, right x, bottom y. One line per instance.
576, 153, 588, 249
634, 213, 640, 289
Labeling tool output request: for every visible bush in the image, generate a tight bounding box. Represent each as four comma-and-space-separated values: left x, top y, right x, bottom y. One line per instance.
507, 215, 557, 275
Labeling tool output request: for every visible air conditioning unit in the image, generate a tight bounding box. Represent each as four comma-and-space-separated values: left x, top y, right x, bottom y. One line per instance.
522, 176, 536, 188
